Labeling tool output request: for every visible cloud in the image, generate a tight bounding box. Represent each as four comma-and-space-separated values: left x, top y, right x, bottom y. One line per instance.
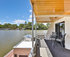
29, 10, 32, 13
0, 19, 26, 25
3, 22, 10, 24
28, 9, 32, 22
1, 22, 13, 24
28, 14, 36, 23
28, 19, 32, 22
0, 22, 11, 25
29, 15, 32, 18
28, 14, 32, 22
13, 20, 25, 24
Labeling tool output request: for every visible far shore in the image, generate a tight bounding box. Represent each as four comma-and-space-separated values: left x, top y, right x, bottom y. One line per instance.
0, 28, 48, 30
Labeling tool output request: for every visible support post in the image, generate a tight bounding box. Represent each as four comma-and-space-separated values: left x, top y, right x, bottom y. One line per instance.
32, 5, 34, 48
35, 20, 37, 39
35, 16, 37, 37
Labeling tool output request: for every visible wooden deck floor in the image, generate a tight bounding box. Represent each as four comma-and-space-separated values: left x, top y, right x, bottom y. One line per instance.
45, 40, 70, 57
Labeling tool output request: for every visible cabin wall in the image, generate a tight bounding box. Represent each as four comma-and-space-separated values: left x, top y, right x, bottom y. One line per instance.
46, 17, 70, 49
46, 22, 55, 39
54, 17, 70, 49
13, 48, 31, 57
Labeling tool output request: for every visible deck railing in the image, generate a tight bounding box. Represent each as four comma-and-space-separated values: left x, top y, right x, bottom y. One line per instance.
4, 49, 14, 57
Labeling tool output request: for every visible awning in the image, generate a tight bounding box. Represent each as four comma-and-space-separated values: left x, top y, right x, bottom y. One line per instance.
30, 0, 70, 23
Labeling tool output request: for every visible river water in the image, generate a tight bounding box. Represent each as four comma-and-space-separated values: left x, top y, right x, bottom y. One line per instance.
0, 30, 47, 57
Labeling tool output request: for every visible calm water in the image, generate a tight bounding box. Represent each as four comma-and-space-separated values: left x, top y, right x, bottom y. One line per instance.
0, 30, 47, 57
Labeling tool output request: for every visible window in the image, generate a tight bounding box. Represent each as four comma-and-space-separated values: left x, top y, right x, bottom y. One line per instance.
19, 55, 28, 57
14, 54, 17, 57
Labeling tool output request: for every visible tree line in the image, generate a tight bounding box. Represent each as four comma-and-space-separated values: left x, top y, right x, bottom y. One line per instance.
0, 21, 50, 30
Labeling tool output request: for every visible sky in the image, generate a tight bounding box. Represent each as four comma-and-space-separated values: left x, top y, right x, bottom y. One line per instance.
0, 0, 32, 25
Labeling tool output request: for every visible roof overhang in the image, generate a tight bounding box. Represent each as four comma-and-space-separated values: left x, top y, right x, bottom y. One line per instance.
30, 0, 70, 23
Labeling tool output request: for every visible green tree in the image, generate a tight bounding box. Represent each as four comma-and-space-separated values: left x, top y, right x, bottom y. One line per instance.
19, 24, 24, 30
25, 21, 27, 25
27, 22, 32, 29
46, 23, 51, 29
36, 23, 47, 30
0, 21, 50, 30
11, 24, 18, 29
24, 22, 32, 30
0, 24, 3, 28
3, 23, 11, 28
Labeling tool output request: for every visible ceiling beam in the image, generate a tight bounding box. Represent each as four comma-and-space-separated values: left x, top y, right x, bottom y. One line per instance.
36, 21, 54, 23
36, 15, 70, 17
